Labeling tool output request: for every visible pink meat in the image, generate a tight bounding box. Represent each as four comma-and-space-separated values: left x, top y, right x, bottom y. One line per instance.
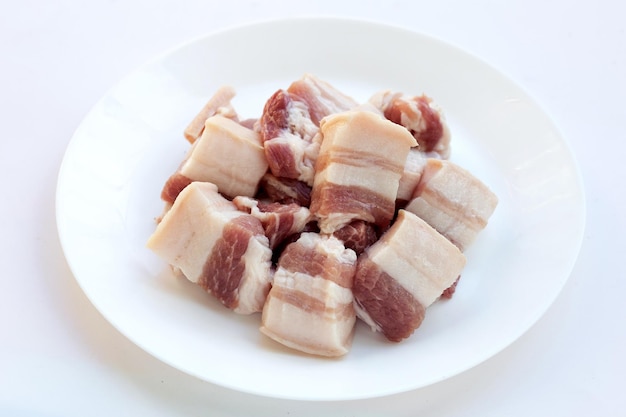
199, 215, 266, 310
232, 196, 314, 250
287, 73, 359, 125
354, 253, 426, 342
161, 171, 193, 205
332, 220, 378, 255
259, 173, 312, 207
147, 182, 273, 315
310, 111, 417, 233
353, 210, 466, 341
259, 89, 319, 184
370, 91, 451, 159
259, 74, 358, 185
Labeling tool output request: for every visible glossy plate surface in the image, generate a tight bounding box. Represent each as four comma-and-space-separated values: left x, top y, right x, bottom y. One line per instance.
56, 18, 585, 401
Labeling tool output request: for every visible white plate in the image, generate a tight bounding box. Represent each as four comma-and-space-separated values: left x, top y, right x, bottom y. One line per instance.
56, 18, 585, 401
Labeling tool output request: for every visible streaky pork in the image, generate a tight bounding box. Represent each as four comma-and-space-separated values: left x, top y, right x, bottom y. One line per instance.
232, 196, 314, 250
353, 210, 466, 342
147, 182, 273, 315
404, 159, 499, 251
259, 74, 358, 185
161, 115, 268, 203
260, 233, 357, 357
310, 110, 417, 234
370, 90, 452, 159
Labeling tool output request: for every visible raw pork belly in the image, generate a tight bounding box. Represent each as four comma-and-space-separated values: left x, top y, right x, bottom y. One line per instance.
259, 173, 312, 206
310, 111, 417, 234
261, 233, 357, 357
183, 86, 238, 143
162, 115, 268, 202
259, 74, 358, 185
232, 196, 314, 250
147, 182, 272, 314
148, 78, 499, 356
404, 159, 498, 251
353, 210, 466, 342
287, 74, 359, 125
332, 220, 378, 255
370, 91, 451, 159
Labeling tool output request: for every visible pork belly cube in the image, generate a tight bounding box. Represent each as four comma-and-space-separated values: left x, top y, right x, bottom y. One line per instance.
259, 89, 320, 184
287, 73, 359, 125
353, 210, 466, 342
232, 196, 314, 250
404, 159, 498, 251
370, 91, 451, 159
259, 74, 358, 185
184, 86, 238, 143
161, 115, 268, 203
261, 233, 357, 357
176, 115, 268, 199
310, 111, 417, 234
147, 182, 272, 315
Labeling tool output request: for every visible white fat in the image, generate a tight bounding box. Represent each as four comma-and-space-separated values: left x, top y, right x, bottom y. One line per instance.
233, 234, 273, 315
368, 90, 401, 111
316, 212, 356, 235
298, 74, 359, 114
399, 98, 427, 133
296, 232, 357, 267
300, 139, 321, 186
366, 210, 465, 308
287, 99, 319, 142
181, 115, 268, 198
147, 182, 242, 284
260, 268, 356, 357
276, 269, 354, 308
269, 131, 318, 186
397, 149, 428, 202
260, 300, 354, 357
316, 160, 402, 195
404, 160, 498, 250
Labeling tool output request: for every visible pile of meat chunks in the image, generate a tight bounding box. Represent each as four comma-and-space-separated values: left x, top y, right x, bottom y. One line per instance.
147, 74, 498, 357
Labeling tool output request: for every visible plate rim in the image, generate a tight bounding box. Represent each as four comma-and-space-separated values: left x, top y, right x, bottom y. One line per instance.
55, 17, 587, 401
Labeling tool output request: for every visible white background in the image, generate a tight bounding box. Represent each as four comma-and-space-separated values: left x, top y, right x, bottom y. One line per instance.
1, 1, 624, 416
